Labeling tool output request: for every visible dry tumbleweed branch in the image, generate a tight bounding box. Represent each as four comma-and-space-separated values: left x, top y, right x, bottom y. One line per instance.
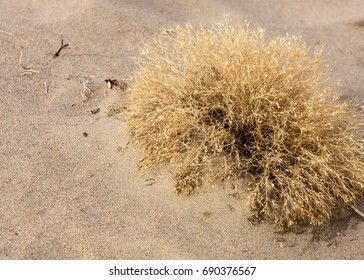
128, 22, 364, 230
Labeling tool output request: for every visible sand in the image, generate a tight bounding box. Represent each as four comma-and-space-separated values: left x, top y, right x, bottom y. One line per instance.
0, 0, 363, 259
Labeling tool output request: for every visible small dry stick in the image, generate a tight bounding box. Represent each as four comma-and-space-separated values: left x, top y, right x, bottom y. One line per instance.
54, 34, 69, 57
44, 81, 48, 93
19, 68, 40, 76
352, 206, 364, 218
0, 29, 23, 66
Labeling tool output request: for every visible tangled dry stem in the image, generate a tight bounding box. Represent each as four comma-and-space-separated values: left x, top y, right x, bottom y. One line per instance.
128, 22, 364, 229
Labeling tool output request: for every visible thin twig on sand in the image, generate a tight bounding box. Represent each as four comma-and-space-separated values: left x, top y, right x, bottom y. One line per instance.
352, 206, 364, 218
1, 29, 42, 76
0, 29, 23, 66
19, 68, 40, 76
54, 34, 70, 57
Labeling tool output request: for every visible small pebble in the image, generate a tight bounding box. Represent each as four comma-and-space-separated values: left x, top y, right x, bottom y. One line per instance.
91, 108, 100, 114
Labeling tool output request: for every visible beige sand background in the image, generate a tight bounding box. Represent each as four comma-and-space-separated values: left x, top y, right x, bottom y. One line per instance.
1, 0, 364, 259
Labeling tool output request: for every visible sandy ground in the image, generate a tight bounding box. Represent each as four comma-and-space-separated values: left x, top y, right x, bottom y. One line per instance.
1, 0, 364, 259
